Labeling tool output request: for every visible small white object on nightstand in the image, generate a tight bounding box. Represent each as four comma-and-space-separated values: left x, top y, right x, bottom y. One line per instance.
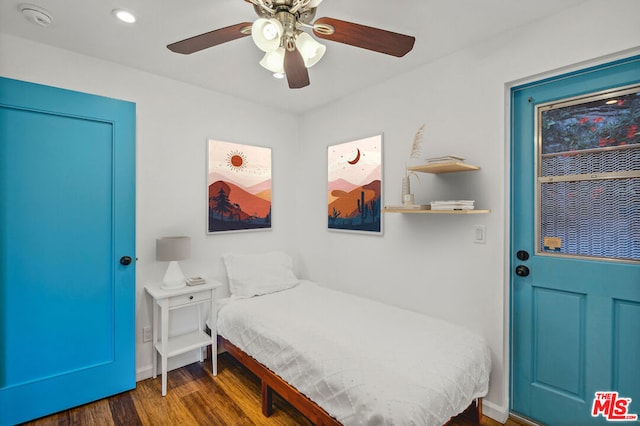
145, 281, 221, 396
186, 276, 206, 286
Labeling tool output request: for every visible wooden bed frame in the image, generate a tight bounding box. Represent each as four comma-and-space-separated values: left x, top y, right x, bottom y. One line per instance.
218, 336, 482, 425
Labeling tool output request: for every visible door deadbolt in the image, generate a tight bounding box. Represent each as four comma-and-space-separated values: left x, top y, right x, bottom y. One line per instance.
516, 250, 529, 261
120, 256, 132, 266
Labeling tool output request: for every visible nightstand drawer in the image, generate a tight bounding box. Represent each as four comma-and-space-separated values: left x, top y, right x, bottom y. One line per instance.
168, 290, 210, 308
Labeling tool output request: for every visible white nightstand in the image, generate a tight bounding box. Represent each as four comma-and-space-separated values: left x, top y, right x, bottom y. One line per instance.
145, 281, 221, 396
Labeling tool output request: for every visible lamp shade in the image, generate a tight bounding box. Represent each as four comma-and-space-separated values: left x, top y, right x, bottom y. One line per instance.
252, 18, 283, 52
156, 236, 190, 261
295, 32, 326, 68
259, 47, 285, 73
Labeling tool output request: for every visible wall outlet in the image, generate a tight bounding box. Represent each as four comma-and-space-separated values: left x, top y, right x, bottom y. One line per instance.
143, 326, 152, 342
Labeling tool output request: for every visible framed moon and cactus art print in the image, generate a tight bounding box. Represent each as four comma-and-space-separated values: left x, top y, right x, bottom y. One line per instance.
207, 139, 272, 233
327, 134, 382, 234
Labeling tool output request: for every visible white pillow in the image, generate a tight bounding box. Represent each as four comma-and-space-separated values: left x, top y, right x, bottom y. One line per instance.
222, 251, 299, 298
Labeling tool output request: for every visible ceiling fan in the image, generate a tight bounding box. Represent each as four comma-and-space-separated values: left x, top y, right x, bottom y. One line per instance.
167, 0, 416, 89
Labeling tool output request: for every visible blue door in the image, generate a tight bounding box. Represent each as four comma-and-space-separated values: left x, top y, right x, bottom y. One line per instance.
0, 78, 136, 425
511, 57, 640, 425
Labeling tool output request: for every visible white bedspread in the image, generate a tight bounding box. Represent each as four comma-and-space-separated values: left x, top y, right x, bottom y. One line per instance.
217, 281, 491, 426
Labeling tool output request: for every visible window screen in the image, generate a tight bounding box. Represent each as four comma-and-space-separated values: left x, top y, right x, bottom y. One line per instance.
536, 85, 640, 262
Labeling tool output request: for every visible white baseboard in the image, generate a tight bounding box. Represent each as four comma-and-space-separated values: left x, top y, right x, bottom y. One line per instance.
136, 365, 153, 382
483, 400, 509, 424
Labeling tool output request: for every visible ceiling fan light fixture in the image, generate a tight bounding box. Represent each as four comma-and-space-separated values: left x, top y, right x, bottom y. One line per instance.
166, 0, 416, 89
296, 32, 326, 68
259, 47, 286, 73
251, 18, 283, 52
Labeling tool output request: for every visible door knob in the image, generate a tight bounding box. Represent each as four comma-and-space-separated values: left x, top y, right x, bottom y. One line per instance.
515, 265, 530, 277
120, 256, 132, 266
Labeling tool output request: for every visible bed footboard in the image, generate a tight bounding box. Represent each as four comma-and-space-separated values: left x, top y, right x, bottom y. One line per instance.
219, 336, 341, 425
218, 336, 482, 425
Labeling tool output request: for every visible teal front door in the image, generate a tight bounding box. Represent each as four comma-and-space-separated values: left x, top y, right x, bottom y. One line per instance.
511, 56, 640, 425
0, 78, 136, 425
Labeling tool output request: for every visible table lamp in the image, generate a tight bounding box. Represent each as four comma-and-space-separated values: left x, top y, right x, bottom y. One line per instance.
156, 236, 190, 289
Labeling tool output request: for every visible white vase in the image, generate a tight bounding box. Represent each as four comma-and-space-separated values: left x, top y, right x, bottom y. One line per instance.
402, 175, 410, 197
401, 176, 414, 205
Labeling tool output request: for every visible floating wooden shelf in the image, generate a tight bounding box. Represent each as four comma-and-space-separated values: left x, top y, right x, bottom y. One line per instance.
389, 161, 489, 214
383, 208, 490, 214
390, 161, 491, 214
407, 162, 480, 174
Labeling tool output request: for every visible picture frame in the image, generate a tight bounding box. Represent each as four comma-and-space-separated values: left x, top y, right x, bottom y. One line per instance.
207, 139, 272, 233
327, 134, 383, 234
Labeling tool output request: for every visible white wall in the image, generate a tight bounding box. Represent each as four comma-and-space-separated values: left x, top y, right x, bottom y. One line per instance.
296, 0, 640, 421
2, 0, 639, 422
0, 33, 300, 378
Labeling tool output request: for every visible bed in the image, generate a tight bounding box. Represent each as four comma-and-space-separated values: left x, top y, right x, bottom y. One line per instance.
214, 252, 491, 425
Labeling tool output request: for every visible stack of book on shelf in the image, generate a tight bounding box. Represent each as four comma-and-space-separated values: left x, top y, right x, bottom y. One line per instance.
425, 155, 465, 163
430, 200, 475, 211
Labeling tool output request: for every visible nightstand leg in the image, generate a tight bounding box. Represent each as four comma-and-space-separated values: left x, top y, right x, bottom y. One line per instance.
197, 304, 203, 362
211, 292, 217, 376
152, 301, 158, 379
161, 355, 167, 396
161, 301, 169, 397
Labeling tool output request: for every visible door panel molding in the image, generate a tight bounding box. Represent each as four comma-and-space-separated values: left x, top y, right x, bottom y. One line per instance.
532, 286, 586, 398
612, 299, 640, 395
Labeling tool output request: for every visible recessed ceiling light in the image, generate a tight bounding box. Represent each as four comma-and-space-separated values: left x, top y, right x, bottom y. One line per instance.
112, 9, 136, 24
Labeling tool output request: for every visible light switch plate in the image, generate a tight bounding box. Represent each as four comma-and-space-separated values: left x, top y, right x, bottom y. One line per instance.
474, 225, 486, 244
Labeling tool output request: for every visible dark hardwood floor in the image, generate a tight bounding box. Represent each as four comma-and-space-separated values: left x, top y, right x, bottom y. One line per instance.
23, 353, 522, 425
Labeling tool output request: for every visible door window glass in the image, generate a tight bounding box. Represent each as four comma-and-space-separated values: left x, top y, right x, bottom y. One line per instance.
536, 86, 640, 262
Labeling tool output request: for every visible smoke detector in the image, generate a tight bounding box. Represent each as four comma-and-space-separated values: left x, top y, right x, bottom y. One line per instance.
19, 4, 52, 27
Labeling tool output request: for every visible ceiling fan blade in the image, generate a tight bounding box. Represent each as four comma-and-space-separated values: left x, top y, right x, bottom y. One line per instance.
284, 48, 310, 89
313, 17, 415, 57
167, 22, 252, 54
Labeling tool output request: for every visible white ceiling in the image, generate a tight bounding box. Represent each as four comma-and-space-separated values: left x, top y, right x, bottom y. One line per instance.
0, 0, 586, 113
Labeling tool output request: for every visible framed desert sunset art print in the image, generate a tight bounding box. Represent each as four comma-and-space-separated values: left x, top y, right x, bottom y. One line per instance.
328, 134, 382, 234
207, 140, 272, 233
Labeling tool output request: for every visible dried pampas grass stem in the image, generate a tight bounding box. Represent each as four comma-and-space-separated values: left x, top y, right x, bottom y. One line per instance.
409, 124, 425, 160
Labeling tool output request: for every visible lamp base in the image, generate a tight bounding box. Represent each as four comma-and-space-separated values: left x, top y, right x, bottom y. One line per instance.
161, 261, 186, 290
161, 281, 186, 290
